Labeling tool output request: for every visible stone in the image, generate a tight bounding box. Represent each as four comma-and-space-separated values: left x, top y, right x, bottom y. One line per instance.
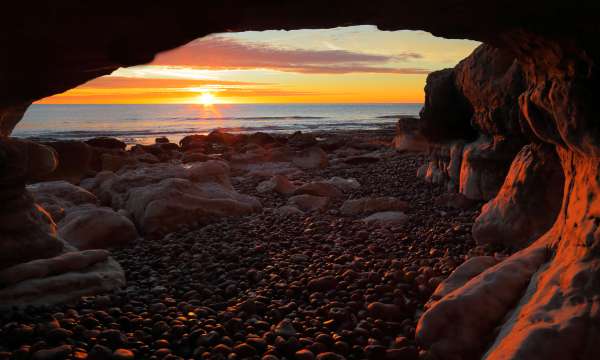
308, 276, 337, 292
274, 205, 304, 217
85, 137, 126, 151
256, 175, 297, 195
459, 136, 521, 201
393, 117, 429, 152
362, 211, 408, 226
472, 144, 564, 248
274, 319, 297, 337
294, 182, 343, 198
288, 195, 329, 212
340, 197, 408, 216
323, 177, 360, 192
125, 177, 261, 235
58, 205, 138, 250
36, 141, 95, 184
291, 146, 328, 169
0, 247, 125, 309
416, 246, 548, 359
367, 302, 404, 321
28, 180, 98, 221
427, 256, 498, 306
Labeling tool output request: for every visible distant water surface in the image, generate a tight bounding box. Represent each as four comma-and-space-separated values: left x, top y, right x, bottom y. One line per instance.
15, 104, 422, 145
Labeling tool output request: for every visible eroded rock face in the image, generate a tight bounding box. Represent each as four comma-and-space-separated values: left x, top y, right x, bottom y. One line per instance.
459, 136, 522, 201
473, 144, 564, 248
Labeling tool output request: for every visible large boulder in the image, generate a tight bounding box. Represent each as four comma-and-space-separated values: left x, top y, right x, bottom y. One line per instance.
472, 144, 564, 248
125, 177, 261, 235
291, 146, 328, 169
393, 117, 429, 152
0, 247, 125, 309
35, 140, 95, 184
28, 180, 98, 221
58, 205, 138, 250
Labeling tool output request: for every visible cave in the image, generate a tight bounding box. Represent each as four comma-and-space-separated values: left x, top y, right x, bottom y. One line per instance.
1, 1, 600, 359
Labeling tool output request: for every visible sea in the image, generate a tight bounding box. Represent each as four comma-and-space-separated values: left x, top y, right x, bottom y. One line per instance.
14, 103, 422, 145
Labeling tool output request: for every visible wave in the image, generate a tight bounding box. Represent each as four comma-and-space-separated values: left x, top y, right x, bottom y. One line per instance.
15, 121, 396, 142
135, 116, 329, 121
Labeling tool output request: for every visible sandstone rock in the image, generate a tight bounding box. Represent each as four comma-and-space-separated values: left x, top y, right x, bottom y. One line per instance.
340, 197, 408, 216
362, 211, 408, 226
256, 175, 296, 195
294, 181, 343, 198
37, 140, 95, 183
99, 152, 136, 172
454, 44, 528, 139
291, 146, 328, 169
58, 205, 138, 250
427, 256, 498, 306
288, 195, 329, 212
416, 245, 548, 359
28, 180, 98, 221
323, 177, 360, 192
393, 117, 429, 152
473, 144, 564, 248
459, 136, 521, 201
125, 178, 261, 235
0, 249, 125, 309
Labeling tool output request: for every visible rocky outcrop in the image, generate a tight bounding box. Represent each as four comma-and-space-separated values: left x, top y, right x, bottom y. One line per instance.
458, 135, 522, 201
29, 180, 138, 249
393, 116, 429, 152
473, 144, 564, 248
0, 138, 124, 308
418, 44, 527, 200
35, 141, 95, 184
86, 160, 261, 236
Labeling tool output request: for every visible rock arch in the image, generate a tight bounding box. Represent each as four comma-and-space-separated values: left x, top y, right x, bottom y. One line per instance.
1, 1, 600, 358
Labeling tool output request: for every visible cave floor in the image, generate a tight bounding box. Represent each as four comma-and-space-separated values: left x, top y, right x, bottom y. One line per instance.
0, 144, 490, 360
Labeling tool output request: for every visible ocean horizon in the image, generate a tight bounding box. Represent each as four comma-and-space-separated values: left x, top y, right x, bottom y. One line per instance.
14, 103, 422, 145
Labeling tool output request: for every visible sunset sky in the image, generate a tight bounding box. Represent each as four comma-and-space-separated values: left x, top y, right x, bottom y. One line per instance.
38, 26, 479, 105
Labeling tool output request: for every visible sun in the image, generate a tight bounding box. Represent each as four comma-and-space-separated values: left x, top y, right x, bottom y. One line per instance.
198, 92, 216, 106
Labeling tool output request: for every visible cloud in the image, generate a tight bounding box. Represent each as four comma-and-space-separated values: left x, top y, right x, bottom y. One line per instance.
152, 36, 429, 75
79, 76, 265, 88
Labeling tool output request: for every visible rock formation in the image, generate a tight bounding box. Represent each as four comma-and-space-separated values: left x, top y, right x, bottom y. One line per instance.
0, 2, 599, 358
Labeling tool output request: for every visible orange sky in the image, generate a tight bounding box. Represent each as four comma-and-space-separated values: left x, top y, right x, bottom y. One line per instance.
38, 26, 479, 104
